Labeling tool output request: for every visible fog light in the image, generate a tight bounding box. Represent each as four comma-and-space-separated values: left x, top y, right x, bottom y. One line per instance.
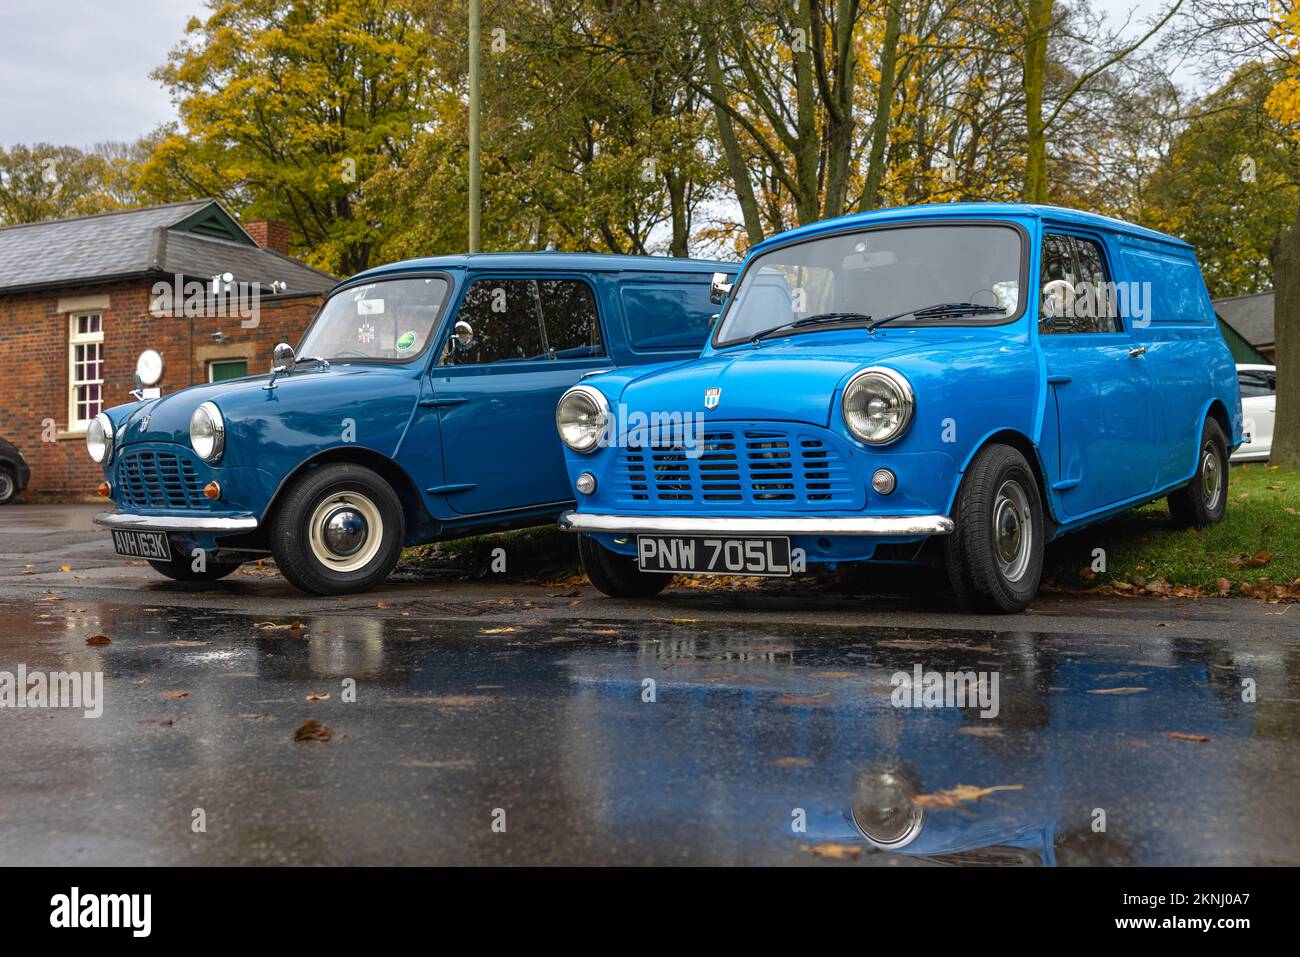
97, 481, 111, 497
203, 481, 222, 500
871, 468, 896, 495
576, 472, 597, 495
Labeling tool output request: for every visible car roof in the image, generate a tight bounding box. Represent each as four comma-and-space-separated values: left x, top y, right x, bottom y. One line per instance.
344, 251, 738, 285
746, 202, 1194, 256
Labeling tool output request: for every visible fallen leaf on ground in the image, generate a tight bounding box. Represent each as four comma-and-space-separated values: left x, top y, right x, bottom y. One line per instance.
958, 726, 1004, 737
774, 757, 813, 767
1165, 731, 1211, 743
59, 565, 71, 572
777, 692, 832, 706
161, 690, 190, 699
293, 718, 332, 742
912, 784, 1023, 809
1088, 687, 1148, 695
1228, 550, 1271, 569
85, 635, 111, 646
306, 692, 330, 701
808, 671, 857, 679
801, 843, 861, 861
479, 626, 517, 635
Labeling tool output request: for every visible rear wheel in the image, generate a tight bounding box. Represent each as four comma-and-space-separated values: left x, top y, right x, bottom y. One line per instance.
578, 533, 671, 598
1167, 418, 1228, 528
943, 444, 1045, 614
0, 467, 15, 504
271, 463, 405, 595
148, 554, 244, 582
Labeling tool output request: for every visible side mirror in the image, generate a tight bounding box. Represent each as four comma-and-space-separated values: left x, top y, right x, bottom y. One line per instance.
272, 342, 296, 371
452, 320, 475, 352
709, 272, 734, 305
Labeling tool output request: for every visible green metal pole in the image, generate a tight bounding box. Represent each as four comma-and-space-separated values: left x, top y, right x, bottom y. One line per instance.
468, 0, 481, 253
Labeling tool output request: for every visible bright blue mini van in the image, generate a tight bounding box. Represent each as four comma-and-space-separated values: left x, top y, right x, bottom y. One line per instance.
88, 253, 737, 594
555, 204, 1242, 613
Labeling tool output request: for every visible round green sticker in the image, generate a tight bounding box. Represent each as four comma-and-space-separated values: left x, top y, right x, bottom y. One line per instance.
396, 331, 417, 352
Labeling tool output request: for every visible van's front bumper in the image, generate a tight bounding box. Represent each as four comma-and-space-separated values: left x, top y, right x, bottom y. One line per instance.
93, 512, 259, 533
557, 512, 954, 537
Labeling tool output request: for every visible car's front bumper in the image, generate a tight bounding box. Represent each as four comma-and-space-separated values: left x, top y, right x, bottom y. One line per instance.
93, 512, 259, 533
557, 512, 954, 537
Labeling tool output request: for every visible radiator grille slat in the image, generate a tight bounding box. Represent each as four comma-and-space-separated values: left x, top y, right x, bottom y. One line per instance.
118, 450, 208, 509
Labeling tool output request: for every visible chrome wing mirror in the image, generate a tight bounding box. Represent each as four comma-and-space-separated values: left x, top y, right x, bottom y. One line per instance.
709, 272, 734, 305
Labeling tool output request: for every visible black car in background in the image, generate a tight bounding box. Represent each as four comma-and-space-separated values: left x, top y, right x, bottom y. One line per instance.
0, 437, 30, 504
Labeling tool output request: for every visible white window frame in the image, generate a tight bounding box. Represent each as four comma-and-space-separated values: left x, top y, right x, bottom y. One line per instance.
207, 357, 249, 382
68, 312, 105, 431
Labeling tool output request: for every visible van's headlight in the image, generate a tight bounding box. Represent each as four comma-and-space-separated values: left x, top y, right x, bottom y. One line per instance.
189, 402, 226, 462
843, 367, 914, 445
556, 386, 609, 453
86, 413, 114, 464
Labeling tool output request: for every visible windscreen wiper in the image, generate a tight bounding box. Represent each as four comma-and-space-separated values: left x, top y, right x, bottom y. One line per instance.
750, 312, 873, 345
867, 302, 1007, 331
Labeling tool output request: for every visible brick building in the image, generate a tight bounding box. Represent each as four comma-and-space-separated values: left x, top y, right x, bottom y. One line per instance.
0, 200, 335, 495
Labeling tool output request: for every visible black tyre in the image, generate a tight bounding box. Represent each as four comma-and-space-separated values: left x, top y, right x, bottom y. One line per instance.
270, 463, 405, 596
577, 533, 671, 598
1167, 417, 1229, 528
0, 467, 16, 505
943, 444, 1045, 614
148, 554, 244, 582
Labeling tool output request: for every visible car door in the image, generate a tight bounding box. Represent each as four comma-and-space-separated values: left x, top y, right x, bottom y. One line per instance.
1037, 230, 1159, 517
1237, 368, 1276, 458
431, 275, 612, 516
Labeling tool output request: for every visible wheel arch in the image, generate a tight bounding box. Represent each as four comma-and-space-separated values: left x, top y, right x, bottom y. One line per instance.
950, 428, 1061, 533
260, 447, 438, 547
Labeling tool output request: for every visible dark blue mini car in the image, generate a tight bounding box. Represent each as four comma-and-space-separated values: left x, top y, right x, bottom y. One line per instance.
88, 253, 736, 594
556, 203, 1242, 612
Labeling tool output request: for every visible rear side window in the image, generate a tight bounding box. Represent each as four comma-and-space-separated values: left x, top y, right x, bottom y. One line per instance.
1238, 371, 1276, 397
1119, 249, 1214, 326
620, 279, 720, 351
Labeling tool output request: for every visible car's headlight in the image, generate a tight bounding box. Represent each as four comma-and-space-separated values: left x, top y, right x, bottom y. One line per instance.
189, 402, 226, 462
842, 367, 914, 445
556, 386, 609, 453
86, 412, 114, 464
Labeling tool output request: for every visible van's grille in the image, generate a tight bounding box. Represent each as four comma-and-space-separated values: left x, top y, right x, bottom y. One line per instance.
612, 428, 862, 510
118, 450, 208, 509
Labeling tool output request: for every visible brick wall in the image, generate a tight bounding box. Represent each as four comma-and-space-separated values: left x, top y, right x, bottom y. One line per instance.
0, 280, 322, 495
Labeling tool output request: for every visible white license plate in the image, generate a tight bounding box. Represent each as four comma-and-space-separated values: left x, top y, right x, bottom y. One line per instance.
636, 535, 793, 576
111, 529, 172, 561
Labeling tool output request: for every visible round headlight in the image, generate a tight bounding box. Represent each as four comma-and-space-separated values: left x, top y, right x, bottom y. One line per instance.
842, 367, 914, 445
556, 386, 609, 453
189, 401, 226, 462
86, 412, 114, 464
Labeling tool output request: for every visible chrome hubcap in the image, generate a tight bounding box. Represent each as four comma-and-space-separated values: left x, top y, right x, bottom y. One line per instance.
322, 506, 368, 558
0, 474, 13, 500
308, 492, 383, 572
993, 479, 1032, 583
1201, 442, 1222, 511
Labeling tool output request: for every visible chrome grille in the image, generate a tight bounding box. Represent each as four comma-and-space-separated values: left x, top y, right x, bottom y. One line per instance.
118, 450, 207, 509
614, 428, 862, 510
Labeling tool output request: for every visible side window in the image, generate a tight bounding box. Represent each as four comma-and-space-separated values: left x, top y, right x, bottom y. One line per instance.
444, 279, 544, 365
1238, 371, 1274, 398
1040, 233, 1119, 335
620, 281, 718, 351
536, 280, 604, 359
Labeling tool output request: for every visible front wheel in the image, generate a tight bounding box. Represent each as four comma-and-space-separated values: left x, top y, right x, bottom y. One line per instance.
0, 467, 17, 504
148, 554, 244, 582
578, 533, 671, 598
1167, 418, 1229, 528
943, 444, 1045, 614
270, 463, 405, 595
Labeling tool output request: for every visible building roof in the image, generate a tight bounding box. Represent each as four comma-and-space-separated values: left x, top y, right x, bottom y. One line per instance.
0, 199, 336, 297
1214, 291, 1275, 348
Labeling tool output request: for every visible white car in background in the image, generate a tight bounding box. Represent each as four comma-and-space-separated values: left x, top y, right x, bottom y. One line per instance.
1232, 364, 1277, 463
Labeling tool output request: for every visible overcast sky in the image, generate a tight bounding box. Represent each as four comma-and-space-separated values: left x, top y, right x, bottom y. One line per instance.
0, 0, 1187, 150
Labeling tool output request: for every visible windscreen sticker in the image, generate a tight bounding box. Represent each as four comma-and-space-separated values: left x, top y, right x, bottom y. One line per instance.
357, 320, 376, 344
396, 330, 417, 352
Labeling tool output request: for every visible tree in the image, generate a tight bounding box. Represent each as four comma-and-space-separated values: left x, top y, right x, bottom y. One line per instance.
0, 144, 121, 225
140, 0, 441, 274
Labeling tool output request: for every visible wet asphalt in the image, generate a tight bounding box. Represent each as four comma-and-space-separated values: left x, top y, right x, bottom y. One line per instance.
1, 506, 1298, 866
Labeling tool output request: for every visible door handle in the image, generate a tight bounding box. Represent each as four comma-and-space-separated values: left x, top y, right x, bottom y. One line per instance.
418, 395, 469, 408
1128, 346, 1146, 357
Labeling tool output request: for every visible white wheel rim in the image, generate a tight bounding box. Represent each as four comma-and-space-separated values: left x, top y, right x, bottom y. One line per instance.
307, 491, 384, 573
993, 479, 1033, 584
0, 473, 12, 500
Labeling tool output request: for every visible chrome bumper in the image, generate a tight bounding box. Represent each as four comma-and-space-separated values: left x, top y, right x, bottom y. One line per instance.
93, 512, 259, 533
558, 511, 954, 537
